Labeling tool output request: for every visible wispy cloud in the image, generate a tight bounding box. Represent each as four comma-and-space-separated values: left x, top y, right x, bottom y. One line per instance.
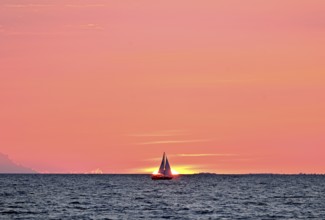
136, 139, 211, 145
4, 3, 105, 9
143, 157, 162, 161
65, 24, 105, 31
4, 4, 54, 8
0, 23, 104, 36
144, 153, 237, 161
65, 4, 106, 8
0, 30, 67, 36
129, 130, 188, 137
79, 24, 104, 30
175, 153, 237, 157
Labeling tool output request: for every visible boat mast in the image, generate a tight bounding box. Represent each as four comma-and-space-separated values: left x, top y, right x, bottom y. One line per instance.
158, 152, 165, 174
164, 156, 172, 176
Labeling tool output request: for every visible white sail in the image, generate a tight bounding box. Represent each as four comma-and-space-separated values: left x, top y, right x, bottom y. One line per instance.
158, 152, 165, 174
164, 156, 173, 176
152, 152, 174, 180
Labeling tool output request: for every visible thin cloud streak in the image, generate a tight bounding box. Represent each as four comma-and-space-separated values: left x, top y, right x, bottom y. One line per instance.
64, 24, 105, 31
129, 130, 188, 137
136, 139, 211, 145
0, 31, 69, 36
78, 24, 104, 30
65, 4, 106, 8
130, 134, 183, 137
175, 153, 237, 157
4, 4, 54, 8
0, 23, 105, 36
143, 157, 161, 161
144, 153, 237, 161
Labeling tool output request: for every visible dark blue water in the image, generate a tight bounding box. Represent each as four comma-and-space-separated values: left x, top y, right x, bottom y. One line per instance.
0, 174, 324, 219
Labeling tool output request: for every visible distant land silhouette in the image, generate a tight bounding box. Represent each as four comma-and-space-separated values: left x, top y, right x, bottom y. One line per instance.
0, 153, 36, 173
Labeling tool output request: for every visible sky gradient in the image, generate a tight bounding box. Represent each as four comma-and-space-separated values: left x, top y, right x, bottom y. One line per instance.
1, 0, 325, 174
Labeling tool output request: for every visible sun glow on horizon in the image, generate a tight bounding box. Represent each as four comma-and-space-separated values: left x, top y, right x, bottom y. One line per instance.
147, 166, 198, 175
152, 169, 179, 175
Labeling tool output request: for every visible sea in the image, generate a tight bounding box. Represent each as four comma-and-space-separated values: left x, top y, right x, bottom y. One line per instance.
0, 174, 324, 219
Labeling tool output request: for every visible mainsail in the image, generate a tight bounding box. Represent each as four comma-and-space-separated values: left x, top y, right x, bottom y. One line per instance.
157, 152, 172, 176
158, 152, 165, 174
152, 152, 174, 180
164, 156, 173, 176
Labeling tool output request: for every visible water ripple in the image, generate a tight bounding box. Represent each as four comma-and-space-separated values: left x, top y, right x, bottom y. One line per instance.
0, 174, 325, 219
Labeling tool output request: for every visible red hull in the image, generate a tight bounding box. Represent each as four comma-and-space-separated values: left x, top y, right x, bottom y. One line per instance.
151, 175, 173, 180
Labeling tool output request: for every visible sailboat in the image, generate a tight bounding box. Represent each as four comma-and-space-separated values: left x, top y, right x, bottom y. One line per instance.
151, 152, 173, 180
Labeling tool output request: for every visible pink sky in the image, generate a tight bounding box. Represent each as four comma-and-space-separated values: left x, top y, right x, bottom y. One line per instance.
1, 0, 325, 174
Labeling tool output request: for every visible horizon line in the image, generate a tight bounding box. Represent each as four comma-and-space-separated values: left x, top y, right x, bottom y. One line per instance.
1, 172, 324, 175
